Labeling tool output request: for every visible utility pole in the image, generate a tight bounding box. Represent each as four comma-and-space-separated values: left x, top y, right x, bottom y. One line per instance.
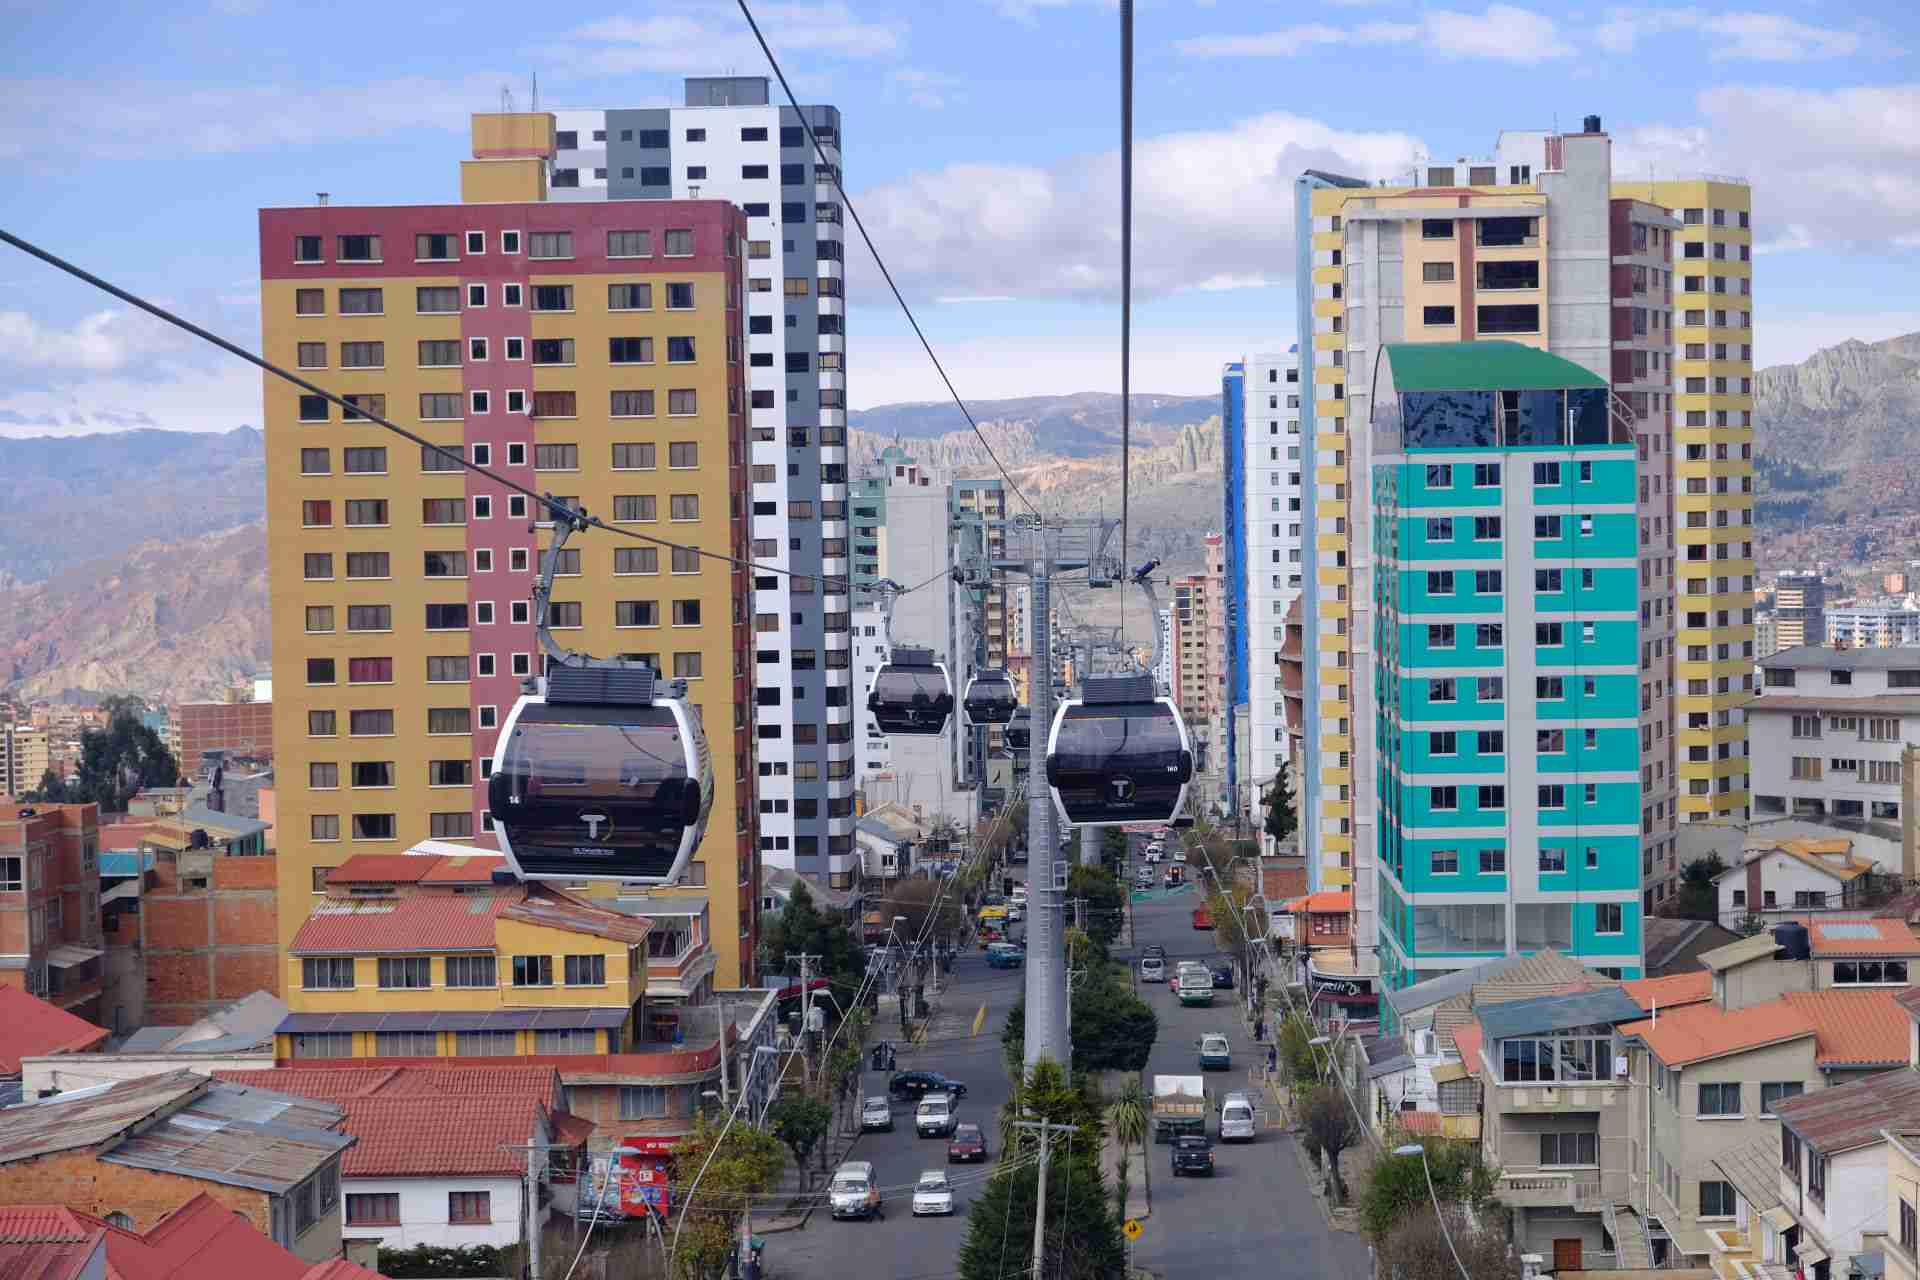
1012, 1119, 1078, 1278
786, 952, 819, 1084
1023, 540, 1070, 1072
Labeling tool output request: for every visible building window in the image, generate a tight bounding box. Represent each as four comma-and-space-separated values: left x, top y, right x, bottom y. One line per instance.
449, 1191, 492, 1224
292, 1032, 354, 1059
445, 955, 496, 988
1699, 1179, 1736, 1218
1538, 1131, 1598, 1166
608, 230, 651, 258
1835, 960, 1909, 985
455, 1030, 516, 1056
513, 954, 554, 986
1595, 903, 1622, 934
375, 1030, 437, 1056
528, 231, 573, 260
345, 1193, 400, 1225
535, 1028, 598, 1054
1698, 1082, 1741, 1116
620, 1085, 669, 1119
564, 954, 606, 986
1902, 1198, 1916, 1254
431, 812, 473, 839
1761, 1082, 1804, 1115
302, 957, 354, 990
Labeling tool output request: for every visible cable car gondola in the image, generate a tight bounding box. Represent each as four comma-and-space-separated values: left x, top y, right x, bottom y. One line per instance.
867, 645, 954, 736
1044, 673, 1192, 827
487, 515, 714, 884
963, 668, 1019, 726
1004, 705, 1032, 754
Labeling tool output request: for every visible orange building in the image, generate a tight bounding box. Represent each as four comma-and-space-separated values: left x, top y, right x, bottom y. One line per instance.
259, 124, 757, 983
0, 800, 105, 1020
174, 699, 276, 773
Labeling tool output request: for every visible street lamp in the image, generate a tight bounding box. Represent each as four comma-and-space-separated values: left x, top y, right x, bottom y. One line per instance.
1392, 1142, 1471, 1280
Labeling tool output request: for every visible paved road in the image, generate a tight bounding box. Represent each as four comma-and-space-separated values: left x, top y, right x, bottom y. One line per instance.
774, 886, 1028, 1279
772, 840, 1371, 1280
1119, 835, 1373, 1280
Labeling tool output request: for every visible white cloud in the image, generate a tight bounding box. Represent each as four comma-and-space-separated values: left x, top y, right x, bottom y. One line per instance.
1177, 5, 1571, 64
889, 67, 964, 110
990, 0, 1115, 23
0, 308, 186, 373
0, 359, 260, 438
936, 295, 1018, 304
562, 2, 902, 73
1752, 309, 1920, 370
1596, 8, 1873, 60
1614, 84, 1920, 251
845, 111, 1421, 304
0, 73, 513, 161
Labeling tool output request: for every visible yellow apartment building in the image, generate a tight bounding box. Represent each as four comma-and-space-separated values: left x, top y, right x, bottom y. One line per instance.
260, 115, 759, 986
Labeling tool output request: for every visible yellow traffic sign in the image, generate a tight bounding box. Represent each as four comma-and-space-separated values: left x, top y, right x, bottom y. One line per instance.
1123, 1218, 1143, 1241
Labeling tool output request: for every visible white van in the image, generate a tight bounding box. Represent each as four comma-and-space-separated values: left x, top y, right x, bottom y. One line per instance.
1219, 1092, 1257, 1142
916, 1091, 957, 1137
830, 1160, 882, 1219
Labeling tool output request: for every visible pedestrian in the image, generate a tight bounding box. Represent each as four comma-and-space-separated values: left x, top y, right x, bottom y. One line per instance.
1266, 1044, 1278, 1078
1254, 1016, 1266, 1043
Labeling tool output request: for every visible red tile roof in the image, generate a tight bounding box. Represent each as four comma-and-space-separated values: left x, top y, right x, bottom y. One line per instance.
1621, 971, 1714, 1012
215, 1063, 563, 1104
333, 1096, 545, 1176
1453, 1024, 1483, 1071
1806, 917, 1920, 957
0, 985, 110, 1074
1621, 998, 1817, 1067
1281, 891, 1353, 914
324, 855, 439, 884
0, 1195, 388, 1280
289, 889, 523, 954
1782, 990, 1911, 1067
419, 853, 506, 883
0, 1205, 101, 1280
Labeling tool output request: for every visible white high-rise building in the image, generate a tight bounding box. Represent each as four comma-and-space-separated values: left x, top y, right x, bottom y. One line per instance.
1244, 349, 1305, 795
546, 77, 854, 884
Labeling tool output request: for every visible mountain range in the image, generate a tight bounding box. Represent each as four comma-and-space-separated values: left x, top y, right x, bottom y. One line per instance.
0, 393, 1225, 704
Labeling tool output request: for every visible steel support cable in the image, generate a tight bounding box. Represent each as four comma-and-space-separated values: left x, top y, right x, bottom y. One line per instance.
732, 0, 1040, 520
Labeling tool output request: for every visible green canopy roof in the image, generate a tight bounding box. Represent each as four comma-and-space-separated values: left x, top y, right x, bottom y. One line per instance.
1384, 341, 1607, 392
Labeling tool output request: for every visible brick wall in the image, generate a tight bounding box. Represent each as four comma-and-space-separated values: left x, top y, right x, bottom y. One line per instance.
0, 1149, 270, 1235
141, 853, 281, 1024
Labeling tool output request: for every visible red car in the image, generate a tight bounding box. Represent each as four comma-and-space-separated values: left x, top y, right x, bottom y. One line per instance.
1192, 906, 1213, 930
948, 1123, 988, 1163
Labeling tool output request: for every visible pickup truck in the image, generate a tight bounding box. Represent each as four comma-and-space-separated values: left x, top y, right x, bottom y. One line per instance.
1151, 1074, 1209, 1144
1171, 1134, 1216, 1177
1174, 965, 1216, 1006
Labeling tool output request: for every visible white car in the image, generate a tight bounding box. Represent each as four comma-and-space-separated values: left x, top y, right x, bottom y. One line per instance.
1007, 904, 1024, 923
1144, 847, 1162, 864
912, 1169, 956, 1215
1139, 956, 1166, 982
861, 1096, 894, 1132
1172, 850, 1187, 864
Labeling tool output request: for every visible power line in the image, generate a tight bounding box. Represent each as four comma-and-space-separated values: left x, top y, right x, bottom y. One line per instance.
1118, 0, 1135, 646
732, 0, 1040, 520
0, 228, 960, 601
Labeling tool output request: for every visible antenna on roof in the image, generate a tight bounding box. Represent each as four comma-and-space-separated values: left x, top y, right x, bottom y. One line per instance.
501, 84, 515, 113
531, 71, 539, 114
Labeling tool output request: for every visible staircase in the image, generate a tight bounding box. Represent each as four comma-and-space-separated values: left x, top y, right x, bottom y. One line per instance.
1600, 1204, 1656, 1269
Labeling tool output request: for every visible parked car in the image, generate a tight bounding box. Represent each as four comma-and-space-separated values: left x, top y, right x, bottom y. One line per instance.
1192, 906, 1213, 930
1198, 1033, 1232, 1071
1210, 961, 1236, 989
916, 1092, 959, 1138
1135, 868, 1156, 888
890, 1070, 968, 1100
1172, 850, 1188, 864
1170, 1134, 1215, 1177
1142, 944, 1166, 960
1139, 956, 1167, 983
987, 942, 1024, 969
948, 1123, 988, 1163
912, 1170, 956, 1216
861, 1096, 894, 1132
830, 1161, 884, 1219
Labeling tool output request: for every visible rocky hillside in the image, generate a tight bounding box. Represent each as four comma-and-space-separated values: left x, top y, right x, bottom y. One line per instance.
848, 391, 1218, 458
0, 427, 265, 587
0, 523, 270, 704
1755, 334, 1920, 521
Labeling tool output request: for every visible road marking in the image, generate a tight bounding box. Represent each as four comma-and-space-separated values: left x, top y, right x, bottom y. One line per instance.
972, 1001, 989, 1037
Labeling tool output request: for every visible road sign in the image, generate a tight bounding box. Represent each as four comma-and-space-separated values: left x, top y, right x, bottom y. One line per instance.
1123, 1218, 1143, 1241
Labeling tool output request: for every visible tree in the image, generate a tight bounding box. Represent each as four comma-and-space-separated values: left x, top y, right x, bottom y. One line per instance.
1264, 759, 1297, 842
1100, 827, 1128, 875
25, 769, 73, 804
1066, 863, 1125, 946
1360, 1135, 1501, 1241
764, 1093, 832, 1191
1375, 1207, 1520, 1280
1276, 1012, 1324, 1088
758, 880, 866, 1009
884, 875, 966, 950
51, 711, 180, 813
668, 1113, 784, 1280
959, 1062, 1123, 1280
1108, 1079, 1149, 1211
1002, 965, 1157, 1075
1674, 852, 1728, 921
1299, 1085, 1361, 1204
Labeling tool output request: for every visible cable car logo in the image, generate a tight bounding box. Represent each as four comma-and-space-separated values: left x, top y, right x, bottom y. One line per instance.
582, 812, 614, 841
1110, 778, 1135, 803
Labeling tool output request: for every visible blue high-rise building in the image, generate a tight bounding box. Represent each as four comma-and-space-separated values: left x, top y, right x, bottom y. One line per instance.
1221, 362, 1247, 819
1372, 342, 1644, 994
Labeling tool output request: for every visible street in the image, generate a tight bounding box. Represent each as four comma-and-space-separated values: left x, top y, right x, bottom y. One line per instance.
770, 841, 1372, 1280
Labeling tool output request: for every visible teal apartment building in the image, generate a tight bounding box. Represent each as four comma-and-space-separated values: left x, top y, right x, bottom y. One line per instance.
1373, 343, 1644, 995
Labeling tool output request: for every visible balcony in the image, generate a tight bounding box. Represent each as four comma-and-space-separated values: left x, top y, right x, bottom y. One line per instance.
1497, 1174, 1603, 1208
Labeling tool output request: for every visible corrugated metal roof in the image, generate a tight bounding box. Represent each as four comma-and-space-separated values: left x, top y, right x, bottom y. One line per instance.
1429, 949, 1603, 1049
1700, 933, 1781, 971
1387, 954, 1534, 1017
501, 888, 652, 944
1477, 987, 1643, 1040
216, 1063, 563, 1105
288, 890, 521, 954
1774, 1066, 1920, 1154
0, 1071, 204, 1164
1383, 340, 1608, 391
1762, 645, 1920, 671
1713, 1139, 1785, 1212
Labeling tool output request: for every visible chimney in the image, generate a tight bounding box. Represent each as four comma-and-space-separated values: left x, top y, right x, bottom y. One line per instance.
1583, 114, 1602, 134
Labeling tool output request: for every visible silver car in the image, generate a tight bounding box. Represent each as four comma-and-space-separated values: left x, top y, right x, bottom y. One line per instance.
912, 1170, 956, 1216
861, 1096, 893, 1132
1139, 956, 1166, 982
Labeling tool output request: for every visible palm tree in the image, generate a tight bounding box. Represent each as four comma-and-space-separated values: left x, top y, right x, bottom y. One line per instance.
1108, 1080, 1149, 1207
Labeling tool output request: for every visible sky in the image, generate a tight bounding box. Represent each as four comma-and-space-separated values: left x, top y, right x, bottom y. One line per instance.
1, 0, 1917, 437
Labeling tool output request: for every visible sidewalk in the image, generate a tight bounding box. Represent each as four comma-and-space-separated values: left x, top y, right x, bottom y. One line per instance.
1100, 1127, 1151, 1224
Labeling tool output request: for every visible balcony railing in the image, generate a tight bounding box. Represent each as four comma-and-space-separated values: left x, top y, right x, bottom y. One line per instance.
1497, 1174, 1603, 1208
